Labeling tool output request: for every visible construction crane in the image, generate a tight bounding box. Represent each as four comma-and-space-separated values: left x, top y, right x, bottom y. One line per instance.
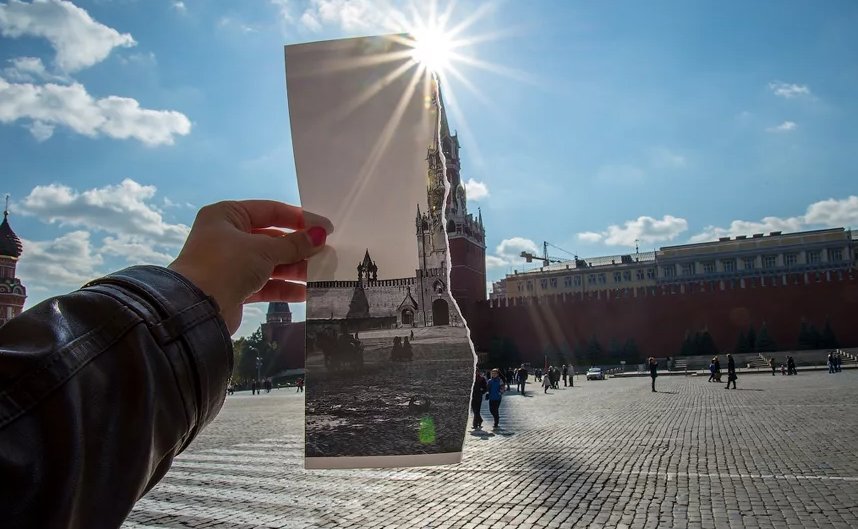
520, 241, 577, 267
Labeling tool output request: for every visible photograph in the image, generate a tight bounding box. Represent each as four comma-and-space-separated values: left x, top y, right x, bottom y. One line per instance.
285, 34, 476, 469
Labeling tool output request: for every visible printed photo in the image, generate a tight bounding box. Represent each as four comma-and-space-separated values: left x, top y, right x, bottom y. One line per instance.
285, 34, 476, 469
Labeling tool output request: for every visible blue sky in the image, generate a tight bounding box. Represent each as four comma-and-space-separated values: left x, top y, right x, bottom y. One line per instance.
2, 0, 857, 337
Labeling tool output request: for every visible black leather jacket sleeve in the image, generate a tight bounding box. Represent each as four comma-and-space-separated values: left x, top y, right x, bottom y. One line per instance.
0, 266, 233, 529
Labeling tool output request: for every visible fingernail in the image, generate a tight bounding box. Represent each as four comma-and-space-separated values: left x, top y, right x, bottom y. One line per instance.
307, 226, 327, 247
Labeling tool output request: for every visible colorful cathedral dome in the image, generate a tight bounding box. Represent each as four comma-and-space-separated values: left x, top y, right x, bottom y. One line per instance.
0, 211, 23, 259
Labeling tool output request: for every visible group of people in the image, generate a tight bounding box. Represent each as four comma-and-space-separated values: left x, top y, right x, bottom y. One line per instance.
471, 368, 504, 430
390, 335, 414, 361
703, 355, 738, 389
769, 356, 798, 375
250, 378, 274, 395
828, 352, 844, 373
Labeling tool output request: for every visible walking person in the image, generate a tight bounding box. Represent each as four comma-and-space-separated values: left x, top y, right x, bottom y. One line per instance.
769, 357, 776, 376
471, 368, 488, 429
713, 356, 722, 382
487, 368, 505, 430
725, 353, 737, 389
517, 364, 528, 395
251, 379, 257, 395
787, 356, 797, 375
296, 377, 304, 392
542, 371, 552, 393
648, 357, 658, 392
562, 364, 568, 387
708, 358, 717, 382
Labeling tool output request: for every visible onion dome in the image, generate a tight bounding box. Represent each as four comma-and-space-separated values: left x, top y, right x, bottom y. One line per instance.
0, 211, 23, 259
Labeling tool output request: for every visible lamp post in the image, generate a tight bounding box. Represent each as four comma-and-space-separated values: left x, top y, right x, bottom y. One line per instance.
256, 355, 262, 385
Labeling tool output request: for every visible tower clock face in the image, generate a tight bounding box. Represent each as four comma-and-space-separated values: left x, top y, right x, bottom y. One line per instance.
433, 279, 445, 295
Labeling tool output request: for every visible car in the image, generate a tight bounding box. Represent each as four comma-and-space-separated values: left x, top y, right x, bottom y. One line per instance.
586, 367, 605, 381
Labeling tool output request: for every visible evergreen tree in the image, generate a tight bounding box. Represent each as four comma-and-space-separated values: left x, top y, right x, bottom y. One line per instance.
622, 338, 641, 363
608, 337, 623, 363
586, 335, 603, 365
746, 325, 757, 353
821, 319, 839, 349
232, 337, 246, 381
735, 330, 750, 354
237, 329, 277, 382
797, 321, 813, 349
679, 332, 695, 356
808, 325, 823, 349
754, 323, 776, 353
698, 330, 718, 357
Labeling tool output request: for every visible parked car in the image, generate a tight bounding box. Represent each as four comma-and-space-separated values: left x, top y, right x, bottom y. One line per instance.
586, 367, 605, 381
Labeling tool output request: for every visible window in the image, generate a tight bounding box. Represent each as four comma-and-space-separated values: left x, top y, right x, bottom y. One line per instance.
662, 265, 676, 278
540, 278, 548, 289
784, 253, 798, 267
598, 273, 607, 284
763, 255, 777, 269
564, 276, 572, 287
703, 261, 716, 274
828, 248, 843, 262
550, 277, 558, 288
623, 270, 632, 281
613, 271, 622, 283
588, 274, 597, 285
646, 268, 656, 279
636, 269, 645, 281
743, 257, 756, 270
682, 263, 695, 276
807, 250, 821, 264
574, 276, 582, 286
722, 259, 736, 273
526, 281, 533, 291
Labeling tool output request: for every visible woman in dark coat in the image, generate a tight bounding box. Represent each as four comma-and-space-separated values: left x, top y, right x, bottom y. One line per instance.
725, 353, 737, 389
648, 357, 658, 392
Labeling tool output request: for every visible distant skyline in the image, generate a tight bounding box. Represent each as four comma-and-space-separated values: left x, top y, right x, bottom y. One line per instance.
1, 0, 857, 337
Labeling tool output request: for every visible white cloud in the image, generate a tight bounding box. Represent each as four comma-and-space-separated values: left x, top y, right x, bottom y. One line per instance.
0, 0, 135, 73
578, 215, 688, 247
485, 236, 539, 268
171, 1, 186, 13
18, 230, 104, 287
2, 56, 66, 83
689, 196, 858, 243
577, 231, 602, 243
0, 78, 191, 144
237, 304, 267, 339
18, 178, 190, 245
768, 82, 811, 99
464, 178, 489, 201
277, 0, 404, 33
217, 16, 258, 33
766, 121, 796, 133
101, 235, 175, 266
26, 119, 54, 140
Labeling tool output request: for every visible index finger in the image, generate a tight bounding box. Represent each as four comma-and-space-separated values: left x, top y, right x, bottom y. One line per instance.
237, 200, 305, 230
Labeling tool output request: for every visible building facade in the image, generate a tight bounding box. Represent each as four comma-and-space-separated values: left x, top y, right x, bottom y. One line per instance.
0, 209, 26, 327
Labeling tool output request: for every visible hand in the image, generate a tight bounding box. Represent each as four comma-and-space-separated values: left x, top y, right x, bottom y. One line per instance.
168, 200, 333, 334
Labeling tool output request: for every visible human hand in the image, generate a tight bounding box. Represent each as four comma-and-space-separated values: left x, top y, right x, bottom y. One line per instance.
168, 200, 333, 334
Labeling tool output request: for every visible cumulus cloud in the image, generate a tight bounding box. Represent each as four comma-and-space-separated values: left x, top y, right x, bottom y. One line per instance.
0, 0, 135, 73
768, 82, 811, 99
297, 0, 403, 32
101, 235, 175, 266
690, 196, 858, 243
17, 230, 104, 287
578, 215, 688, 247
18, 178, 190, 245
766, 121, 797, 133
2, 56, 66, 83
171, 1, 186, 13
484, 237, 539, 268
464, 178, 489, 201
0, 78, 191, 144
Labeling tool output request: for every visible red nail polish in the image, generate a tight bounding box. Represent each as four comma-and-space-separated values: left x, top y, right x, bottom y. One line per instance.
307, 226, 327, 247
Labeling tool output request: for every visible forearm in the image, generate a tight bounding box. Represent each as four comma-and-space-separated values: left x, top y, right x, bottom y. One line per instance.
0, 266, 232, 529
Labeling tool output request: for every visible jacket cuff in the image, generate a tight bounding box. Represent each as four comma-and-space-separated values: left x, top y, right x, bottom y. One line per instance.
83, 265, 233, 437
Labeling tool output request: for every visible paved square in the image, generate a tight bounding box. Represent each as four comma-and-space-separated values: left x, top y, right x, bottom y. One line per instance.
123, 371, 858, 528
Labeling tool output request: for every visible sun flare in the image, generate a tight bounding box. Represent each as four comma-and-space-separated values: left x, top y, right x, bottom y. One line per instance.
410, 26, 454, 75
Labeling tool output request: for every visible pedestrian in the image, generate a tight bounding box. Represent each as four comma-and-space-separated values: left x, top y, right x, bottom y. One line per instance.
835, 353, 842, 373
296, 377, 304, 392
517, 364, 528, 394
402, 336, 413, 360
648, 357, 658, 392
713, 356, 722, 382
569, 365, 574, 387
265, 378, 272, 393
562, 364, 568, 387
0, 199, 332, 527
787, 356, 797, 375
251, 379, 257, 395
828, 353, 835, 374
471, 368, 488, 429
708, 359, 717, 382
542, 371, 552, 393
769, 357, 776, 376
725, 353, 737, 389
487, 368, 504, 430
780, 363, 786, 375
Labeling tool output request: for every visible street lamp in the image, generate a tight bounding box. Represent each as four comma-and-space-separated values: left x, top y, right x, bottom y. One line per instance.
256, 355, 262, 384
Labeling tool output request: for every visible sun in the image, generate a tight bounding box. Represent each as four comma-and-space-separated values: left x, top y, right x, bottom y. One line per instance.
410, 26, 454, 75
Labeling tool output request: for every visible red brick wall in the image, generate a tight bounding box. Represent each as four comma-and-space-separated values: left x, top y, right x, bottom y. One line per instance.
448, 237, 486, 317
467, 273, 858, 363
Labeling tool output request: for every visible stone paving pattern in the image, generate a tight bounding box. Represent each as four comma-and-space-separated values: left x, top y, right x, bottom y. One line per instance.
123, 371, 858, 528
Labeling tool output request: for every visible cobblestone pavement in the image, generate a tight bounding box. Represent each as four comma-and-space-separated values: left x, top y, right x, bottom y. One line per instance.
123, 371, 858, 529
